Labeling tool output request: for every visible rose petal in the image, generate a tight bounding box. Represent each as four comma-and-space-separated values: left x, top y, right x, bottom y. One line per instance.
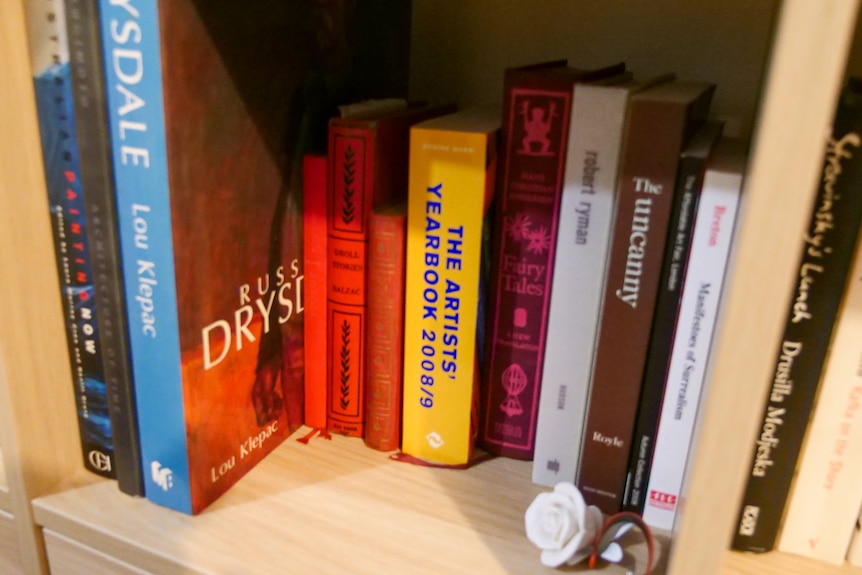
541, 531, 584, 568
526, 482, 598, 567
525, 494, 557, 549
525, 494, 576, 550
552, 483, 588, 528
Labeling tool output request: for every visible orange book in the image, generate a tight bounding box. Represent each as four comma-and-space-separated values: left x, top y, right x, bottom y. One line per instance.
326, 103, 456, 436
303, 154, 328, 429
364, 201, 408, 451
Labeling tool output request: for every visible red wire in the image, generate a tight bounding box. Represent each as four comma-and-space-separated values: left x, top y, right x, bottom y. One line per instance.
587, 511, 655, 575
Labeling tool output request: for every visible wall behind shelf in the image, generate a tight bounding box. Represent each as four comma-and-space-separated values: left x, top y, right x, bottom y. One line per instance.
409, 0, 780, 140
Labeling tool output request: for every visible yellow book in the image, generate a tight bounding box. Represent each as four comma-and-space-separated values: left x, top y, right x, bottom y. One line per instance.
402, 107, 500, 465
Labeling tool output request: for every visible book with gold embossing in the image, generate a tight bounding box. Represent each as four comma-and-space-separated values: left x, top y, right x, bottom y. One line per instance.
326, 103, 455, 439
479, 60, 625, 461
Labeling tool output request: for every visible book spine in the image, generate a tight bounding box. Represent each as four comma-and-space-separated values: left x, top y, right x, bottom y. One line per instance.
303, 153, 328, 429
776, 196, 862, 564
402, 125, 492, 465
776, 244, 862, 564
481, 81, 573, 460
28, 0, 115, 479
577, 97, 692, 514
732, 83, 862, 552
99, 0, 190, 513
65, 0, 144, 495
622, 143, 710, 512
642, 144, 742, 530
364, 205, 407, 451
326, 126, 375, 437
532, 85, 628, 485
847, 511, 862, 568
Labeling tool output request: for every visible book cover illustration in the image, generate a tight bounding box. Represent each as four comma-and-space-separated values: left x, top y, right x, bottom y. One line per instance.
733, 79, 862, 550
99, 0, 411, 513
27, 0, 114, 478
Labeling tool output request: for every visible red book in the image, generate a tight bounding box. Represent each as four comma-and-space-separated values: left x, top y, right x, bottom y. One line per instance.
364, 200, 407, 451
480, 61, 625, 460
326, 103, 456, 436
577, 81, 715, 514
303, 154, 328, 429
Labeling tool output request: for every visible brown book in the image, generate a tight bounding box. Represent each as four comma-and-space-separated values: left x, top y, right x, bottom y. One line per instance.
364, 200, 408, 451
327, 103, 456, 437
576, 81, 715, 514
479, 60, 626, 460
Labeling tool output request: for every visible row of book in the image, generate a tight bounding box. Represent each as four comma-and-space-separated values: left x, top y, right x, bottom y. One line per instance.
29, 0, 751, 525
29, 0, 415, 514
299, 65, 747, 536
731, 78, 862, 568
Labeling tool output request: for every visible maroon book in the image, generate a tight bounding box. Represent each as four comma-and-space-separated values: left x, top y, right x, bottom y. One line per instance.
479, 61, 625, 460
576, 81, 715, 514
364, 200, 408, 451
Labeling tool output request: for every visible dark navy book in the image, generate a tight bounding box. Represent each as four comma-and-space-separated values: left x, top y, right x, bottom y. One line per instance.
29, 1, 114, 478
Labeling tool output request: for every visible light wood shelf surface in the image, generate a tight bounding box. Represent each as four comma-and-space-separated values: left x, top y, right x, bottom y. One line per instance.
33, 429, 669, 575
724, 550, 862, 575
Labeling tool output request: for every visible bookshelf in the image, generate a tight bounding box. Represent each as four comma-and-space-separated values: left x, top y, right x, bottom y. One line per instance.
0, 0, 861, 574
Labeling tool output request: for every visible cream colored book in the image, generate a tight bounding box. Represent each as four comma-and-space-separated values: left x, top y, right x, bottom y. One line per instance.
846, 511, 862, 567
777, 229, 862, 564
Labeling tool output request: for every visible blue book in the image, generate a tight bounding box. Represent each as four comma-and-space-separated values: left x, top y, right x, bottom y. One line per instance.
97, 0, 413, 513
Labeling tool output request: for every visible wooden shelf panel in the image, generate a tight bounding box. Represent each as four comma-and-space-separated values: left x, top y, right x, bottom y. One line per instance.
724, 550, 862, 575
43, 530, 150, 575
33, 429, 668, 575
0, 508, 23, 575
0, 449, 11, 513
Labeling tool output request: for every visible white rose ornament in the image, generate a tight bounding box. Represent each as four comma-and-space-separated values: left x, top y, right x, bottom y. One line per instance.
525, 482, 655, 574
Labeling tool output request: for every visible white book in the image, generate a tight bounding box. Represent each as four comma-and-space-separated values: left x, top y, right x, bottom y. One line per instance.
532, 77, 653, 486
641, 139, 744, 530
777, 221, 862, 564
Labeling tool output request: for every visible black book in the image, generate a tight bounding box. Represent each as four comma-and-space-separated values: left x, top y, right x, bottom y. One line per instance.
622, 121, 722, 513
64, 0, 144, 495
29, 0, 115, 481
732, 78, 862, 551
